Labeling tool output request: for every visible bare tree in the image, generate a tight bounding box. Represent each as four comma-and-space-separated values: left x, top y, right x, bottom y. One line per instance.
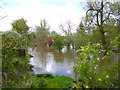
59, 20, 73, 36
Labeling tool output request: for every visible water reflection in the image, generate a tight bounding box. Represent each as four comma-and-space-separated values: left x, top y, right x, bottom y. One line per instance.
29, 46, 76, 78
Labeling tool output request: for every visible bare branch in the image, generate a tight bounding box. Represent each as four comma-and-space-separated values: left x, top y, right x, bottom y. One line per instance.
66, 20, 72, 34
59, 24, 67, 34
103, 12, 113, 22
0, 15, 8, 20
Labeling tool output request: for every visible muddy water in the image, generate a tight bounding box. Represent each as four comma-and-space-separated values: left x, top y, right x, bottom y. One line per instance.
29, 46, 76, 78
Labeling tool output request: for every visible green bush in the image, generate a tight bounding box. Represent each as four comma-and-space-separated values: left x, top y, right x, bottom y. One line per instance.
73, 43, 119, 88
2, 31, 31, 88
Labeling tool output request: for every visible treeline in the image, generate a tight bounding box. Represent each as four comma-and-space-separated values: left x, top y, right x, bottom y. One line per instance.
28, 2, 119, 52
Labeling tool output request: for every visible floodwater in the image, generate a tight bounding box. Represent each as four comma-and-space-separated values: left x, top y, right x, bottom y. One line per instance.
28, 46, 76, 78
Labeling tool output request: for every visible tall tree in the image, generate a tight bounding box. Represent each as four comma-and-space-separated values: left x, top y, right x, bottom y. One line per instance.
35, 19, 50, 45
39, 19, 50, 31
59, 20, 74, 51
12, 18, 29, 35
76, 21, 85, 34
11, 18, 35, 48
85, 1, 118, 50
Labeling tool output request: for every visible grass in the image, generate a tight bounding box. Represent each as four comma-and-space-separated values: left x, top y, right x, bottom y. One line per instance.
28, 75, 73, 88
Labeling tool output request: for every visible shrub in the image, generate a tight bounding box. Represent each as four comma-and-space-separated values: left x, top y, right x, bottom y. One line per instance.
73, 43, 119, 88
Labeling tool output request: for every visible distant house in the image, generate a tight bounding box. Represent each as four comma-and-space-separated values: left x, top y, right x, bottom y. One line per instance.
43, 36, 53, 48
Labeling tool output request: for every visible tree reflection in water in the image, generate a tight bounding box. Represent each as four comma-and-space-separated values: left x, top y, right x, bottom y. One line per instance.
29, 46, 76, 78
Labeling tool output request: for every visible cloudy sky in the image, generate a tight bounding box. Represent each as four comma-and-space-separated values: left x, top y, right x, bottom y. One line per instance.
0, 0, 86, 33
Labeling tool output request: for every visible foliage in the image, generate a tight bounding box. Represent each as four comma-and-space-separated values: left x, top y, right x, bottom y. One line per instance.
26, 32, 36, 47
2, 30, 31, 88
12, 18, 29, 35
26, 75, 73, 88
26, 75, 47, 88
76, 27, 100, 48
35, 19, 50, 45
2, 30, 32, 53
64, 35, 73, 51
45, 75, 73, 88
73, 33, 90, 50
104, 22, 118, 49
11, 18, 35, 47
2, 32, 31, 87
3, 74, 73, 88
76, 22, 85, 34
2, 57, 31, 88
73, 17, 118, 50
2, 31, 20, 47
110, 36, 120, 51
73, 43, 119, 88
53, 35, 64, 51
84, 1, 118, 50
72, 20, 96, 50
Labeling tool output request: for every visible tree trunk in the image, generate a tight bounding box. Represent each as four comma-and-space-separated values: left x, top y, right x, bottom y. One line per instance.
99, 2, 107, 50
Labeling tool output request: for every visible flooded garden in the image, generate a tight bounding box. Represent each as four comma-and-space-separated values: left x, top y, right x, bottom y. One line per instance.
29, 46, 76, 78
1, 1, 119, 88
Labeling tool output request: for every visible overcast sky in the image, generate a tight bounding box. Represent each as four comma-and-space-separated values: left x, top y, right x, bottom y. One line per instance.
0, 0, 86, 33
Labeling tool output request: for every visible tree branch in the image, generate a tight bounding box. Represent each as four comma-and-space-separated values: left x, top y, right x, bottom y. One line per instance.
103, 12, 113, 22
96, 11, 100, 27
0, 15, 8, 20
59, 24, 67, 34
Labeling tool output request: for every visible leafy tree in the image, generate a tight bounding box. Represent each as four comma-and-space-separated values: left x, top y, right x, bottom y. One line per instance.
53, 35, 64, 51
103, 18, 118, 50
64, 35, 73, 51
12, 18, 29, 35
73, 20, 92, 50
76, 22, 85, 34
85, 1, 118, 50
73, 33, 90, 50
11, 18, 37, 48
35, 19, 50, 45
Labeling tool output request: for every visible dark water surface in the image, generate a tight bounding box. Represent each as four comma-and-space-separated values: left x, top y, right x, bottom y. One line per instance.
29, 46, 76, 78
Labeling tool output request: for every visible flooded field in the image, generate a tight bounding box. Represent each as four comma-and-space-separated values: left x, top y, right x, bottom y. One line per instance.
29, 46, 76, 78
